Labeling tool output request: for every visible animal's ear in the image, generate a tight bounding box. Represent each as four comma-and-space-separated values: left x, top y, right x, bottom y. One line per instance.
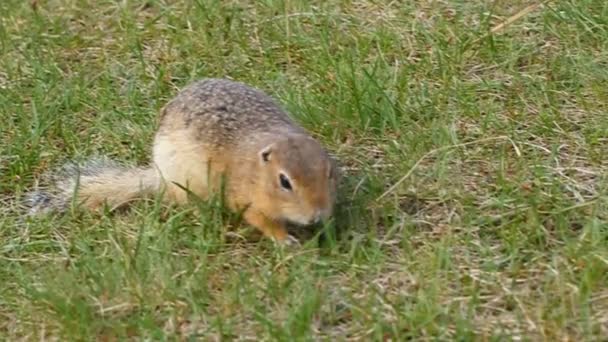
259, 144, 273, 163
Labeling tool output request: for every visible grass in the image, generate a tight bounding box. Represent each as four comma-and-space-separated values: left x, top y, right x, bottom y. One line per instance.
1, 0, 607, 339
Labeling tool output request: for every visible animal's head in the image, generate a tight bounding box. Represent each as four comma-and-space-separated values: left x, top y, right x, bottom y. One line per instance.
254, 135, 338, 226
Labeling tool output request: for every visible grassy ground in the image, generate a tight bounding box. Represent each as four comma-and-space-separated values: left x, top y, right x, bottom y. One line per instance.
1, 0, 607, 340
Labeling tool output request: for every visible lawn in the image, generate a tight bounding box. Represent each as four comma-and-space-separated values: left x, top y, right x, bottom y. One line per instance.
1, 0, 607, 340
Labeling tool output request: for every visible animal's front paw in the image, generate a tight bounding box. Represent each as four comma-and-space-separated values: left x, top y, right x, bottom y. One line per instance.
275, 234, 301, 248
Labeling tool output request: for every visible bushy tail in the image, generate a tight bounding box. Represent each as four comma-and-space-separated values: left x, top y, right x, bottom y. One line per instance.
26, 158, 160, 215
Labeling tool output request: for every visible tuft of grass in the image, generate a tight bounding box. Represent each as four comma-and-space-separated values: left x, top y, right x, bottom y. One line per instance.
1, 0, 607, 340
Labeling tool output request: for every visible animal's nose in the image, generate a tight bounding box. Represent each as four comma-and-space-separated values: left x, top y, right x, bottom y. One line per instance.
310, 210, 323, 225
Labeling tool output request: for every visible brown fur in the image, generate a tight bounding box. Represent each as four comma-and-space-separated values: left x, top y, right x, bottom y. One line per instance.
29, 79, 338, 244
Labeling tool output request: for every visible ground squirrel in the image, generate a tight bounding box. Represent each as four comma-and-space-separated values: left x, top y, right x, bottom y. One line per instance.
28, 78, 338, 244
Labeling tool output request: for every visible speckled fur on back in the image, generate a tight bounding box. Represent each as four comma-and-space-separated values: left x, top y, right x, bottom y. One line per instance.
158, 79, 305, 147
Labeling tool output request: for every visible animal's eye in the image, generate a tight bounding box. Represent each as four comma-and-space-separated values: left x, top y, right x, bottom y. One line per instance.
279, 173, 292, 191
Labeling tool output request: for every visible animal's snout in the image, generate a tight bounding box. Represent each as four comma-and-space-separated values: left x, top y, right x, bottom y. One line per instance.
308, 209, 328, 225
